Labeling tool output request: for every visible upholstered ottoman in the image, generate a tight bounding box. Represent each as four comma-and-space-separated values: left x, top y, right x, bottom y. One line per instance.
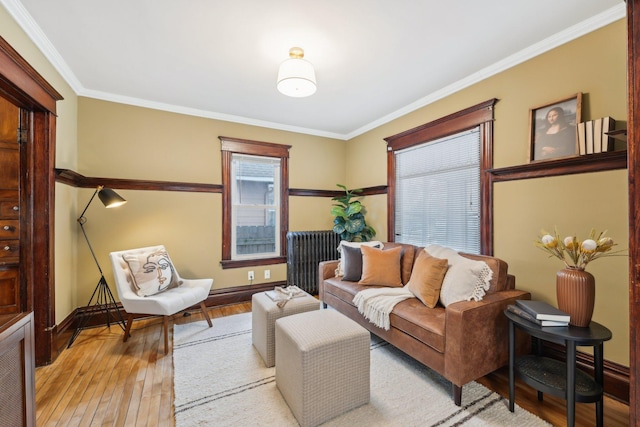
251, 291, 319, 367
275, 310, 370, 427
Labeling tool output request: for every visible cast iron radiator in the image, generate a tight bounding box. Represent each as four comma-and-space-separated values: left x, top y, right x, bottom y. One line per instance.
286, 230, 341, 294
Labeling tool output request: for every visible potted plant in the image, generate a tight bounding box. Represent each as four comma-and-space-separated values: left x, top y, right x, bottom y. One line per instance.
331, 184, 376, 242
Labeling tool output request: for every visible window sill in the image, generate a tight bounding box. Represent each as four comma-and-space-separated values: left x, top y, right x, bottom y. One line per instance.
220, 256, 287, 269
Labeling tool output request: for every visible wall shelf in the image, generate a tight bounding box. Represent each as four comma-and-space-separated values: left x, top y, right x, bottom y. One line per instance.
488, 150, 627, 182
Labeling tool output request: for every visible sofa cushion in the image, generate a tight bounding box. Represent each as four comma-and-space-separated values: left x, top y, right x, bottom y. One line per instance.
406, 249, 449, 308
459, 252, 510, 292
391, 298, 446, 353
379, 242, 417, 285
322, 277, 446, 353
426, 245, 493, 307
336, 240, 383, 277
359, 245, 403, 287
341, 245, 364, 281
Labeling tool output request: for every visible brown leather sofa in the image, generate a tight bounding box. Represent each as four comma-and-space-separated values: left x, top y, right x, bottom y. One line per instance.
318, 242, 531, 406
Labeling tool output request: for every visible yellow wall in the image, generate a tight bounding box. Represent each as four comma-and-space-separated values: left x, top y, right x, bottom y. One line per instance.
0, 5, 79, 326
347, 20, 629, 364
76, 98, 345, 301
1, 5, 630, 366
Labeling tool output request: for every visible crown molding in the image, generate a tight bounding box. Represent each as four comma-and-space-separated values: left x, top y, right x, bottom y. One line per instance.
345, 3, 626, 140
2, 0, 626, 141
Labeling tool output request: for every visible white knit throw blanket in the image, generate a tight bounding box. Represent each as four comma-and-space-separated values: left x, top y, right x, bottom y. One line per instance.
353, 286, 414, 331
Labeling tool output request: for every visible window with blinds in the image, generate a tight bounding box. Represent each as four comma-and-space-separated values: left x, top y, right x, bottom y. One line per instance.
394, 128, 480, 253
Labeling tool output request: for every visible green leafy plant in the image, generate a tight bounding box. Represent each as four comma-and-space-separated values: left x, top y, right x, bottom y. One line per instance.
331, 184, 376, 242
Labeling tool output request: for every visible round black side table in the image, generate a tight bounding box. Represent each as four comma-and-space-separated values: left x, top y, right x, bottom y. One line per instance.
505, 309, 612, 427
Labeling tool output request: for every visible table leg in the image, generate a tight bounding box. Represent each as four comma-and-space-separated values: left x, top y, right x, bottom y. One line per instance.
566, 342, 576, 427
536, 337, 544, 401
508, 320, 515, 412
594, 343, 604, 427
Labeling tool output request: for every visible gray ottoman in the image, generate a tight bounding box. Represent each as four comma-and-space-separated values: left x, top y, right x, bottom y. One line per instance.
252, 291, 319, 367
275, 310, 370, 427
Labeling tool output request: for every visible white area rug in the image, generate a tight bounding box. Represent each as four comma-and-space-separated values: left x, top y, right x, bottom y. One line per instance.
173, 312, 550, 426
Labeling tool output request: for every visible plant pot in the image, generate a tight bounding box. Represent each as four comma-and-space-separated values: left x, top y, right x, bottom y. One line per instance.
556, 268, 595, 327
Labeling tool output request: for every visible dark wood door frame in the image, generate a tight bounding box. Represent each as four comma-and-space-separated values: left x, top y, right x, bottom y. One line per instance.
628, 1, 640, 423
0, 37, 63, 366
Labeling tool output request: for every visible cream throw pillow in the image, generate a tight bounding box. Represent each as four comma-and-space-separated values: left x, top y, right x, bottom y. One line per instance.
122, 248, 182, 297
359, 245, 403, 287
406, 249, 449, 308
425, 244, 493, 307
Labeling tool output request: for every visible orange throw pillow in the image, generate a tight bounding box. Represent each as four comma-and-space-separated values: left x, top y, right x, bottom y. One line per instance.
406, 249, 449, 308
359, 245, 403, 287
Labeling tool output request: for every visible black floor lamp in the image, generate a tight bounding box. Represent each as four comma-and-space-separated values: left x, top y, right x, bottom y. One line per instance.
68, 186, 128, 348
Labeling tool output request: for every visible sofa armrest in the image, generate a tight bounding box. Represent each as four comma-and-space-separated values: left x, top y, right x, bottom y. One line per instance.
443, 289, 531, 386
319, 260, 339, 281
318, 260, 339, 301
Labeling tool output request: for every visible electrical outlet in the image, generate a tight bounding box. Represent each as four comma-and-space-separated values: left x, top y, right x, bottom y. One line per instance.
264, 270, 270, 279
248, 271, 255, 281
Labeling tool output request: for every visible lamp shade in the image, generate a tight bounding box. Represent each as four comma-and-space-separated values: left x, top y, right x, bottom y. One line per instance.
98, 188, 127, 208
277, 47, 317, 98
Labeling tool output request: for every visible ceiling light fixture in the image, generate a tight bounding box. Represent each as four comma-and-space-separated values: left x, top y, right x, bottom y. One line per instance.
277, 47, 317, 98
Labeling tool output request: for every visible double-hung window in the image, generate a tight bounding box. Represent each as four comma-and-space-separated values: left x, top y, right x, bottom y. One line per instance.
231, 154, 280, 259
385, 99, 496, 255
220, 137, 290, 268
394, 129, 481, 253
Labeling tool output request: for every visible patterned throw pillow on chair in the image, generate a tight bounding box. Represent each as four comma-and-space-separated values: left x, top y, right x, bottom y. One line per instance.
122, 248, 182, 297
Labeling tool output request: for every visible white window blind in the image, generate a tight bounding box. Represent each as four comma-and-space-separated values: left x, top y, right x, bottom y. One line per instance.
394, 128, 480, 253
231, 154, 281, 259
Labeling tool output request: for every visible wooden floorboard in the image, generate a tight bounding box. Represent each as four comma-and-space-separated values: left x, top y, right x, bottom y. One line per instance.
36, 302, 629, 426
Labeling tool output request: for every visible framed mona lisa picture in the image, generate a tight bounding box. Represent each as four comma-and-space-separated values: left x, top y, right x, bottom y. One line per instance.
528, 93, 582, 162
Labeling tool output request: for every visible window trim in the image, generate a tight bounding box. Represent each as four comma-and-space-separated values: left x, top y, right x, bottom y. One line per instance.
220, 136, 290, 269
384, 99, 497, 255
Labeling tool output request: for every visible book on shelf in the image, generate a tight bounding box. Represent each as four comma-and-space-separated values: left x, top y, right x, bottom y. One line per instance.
577, 121, 587, 155
593, 118, 603, 153
506, 304, 569, 327
515, 299, 571, 322
585, 120, 594, 154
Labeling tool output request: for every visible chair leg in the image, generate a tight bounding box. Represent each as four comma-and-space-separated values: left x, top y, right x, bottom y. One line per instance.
123, 314, 134, 342
163, 315, 170, 354
200, 301, 213, 327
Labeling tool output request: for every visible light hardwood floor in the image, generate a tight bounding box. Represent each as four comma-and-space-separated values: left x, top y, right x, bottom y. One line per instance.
36, 302, 629, 426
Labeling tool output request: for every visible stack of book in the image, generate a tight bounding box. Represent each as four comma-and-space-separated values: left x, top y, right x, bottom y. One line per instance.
506, 300, 570, 327
577, 117, 616, 155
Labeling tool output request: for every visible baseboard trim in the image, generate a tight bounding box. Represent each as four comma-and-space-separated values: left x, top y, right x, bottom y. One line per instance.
51, 281, 288, 363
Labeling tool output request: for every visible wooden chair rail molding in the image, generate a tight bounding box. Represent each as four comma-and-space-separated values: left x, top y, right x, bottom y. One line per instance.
55, 169, 388, 197
55, 169, 223, 193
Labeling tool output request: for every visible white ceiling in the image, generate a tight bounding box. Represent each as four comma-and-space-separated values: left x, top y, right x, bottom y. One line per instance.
1, 0, 625, 140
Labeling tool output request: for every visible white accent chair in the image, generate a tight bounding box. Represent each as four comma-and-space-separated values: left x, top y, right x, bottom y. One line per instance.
109, 245, 213, 353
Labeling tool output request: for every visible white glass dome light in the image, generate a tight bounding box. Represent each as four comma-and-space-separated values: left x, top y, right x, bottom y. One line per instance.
277, 47, 317, 98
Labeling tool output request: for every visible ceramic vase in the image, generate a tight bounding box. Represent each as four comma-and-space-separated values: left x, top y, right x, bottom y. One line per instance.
556, 267, 595, 327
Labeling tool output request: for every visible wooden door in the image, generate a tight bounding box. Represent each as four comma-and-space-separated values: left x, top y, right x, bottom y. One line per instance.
0, 97, 21, 315
0, 36, 62, 368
